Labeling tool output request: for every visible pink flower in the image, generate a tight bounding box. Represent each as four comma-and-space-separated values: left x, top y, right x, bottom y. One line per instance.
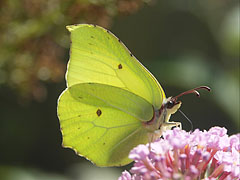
118, 170, 132, 180
119, 127, 240, 180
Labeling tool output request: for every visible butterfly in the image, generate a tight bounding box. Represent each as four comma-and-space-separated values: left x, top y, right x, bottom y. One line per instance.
57, 24, 210, 167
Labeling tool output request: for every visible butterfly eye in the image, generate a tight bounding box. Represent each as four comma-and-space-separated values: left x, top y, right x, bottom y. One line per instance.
167, 100, 175, 109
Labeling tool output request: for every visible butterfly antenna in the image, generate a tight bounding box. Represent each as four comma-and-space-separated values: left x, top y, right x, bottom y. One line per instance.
174, 86, 211, 100
179, 109, 193, 132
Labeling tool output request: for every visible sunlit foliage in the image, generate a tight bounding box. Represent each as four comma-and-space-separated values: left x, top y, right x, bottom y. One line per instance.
0, 0, 151, 102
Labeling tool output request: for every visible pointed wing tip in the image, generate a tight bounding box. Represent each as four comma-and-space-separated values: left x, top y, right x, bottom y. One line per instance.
66, 24, 97, 32
66, 24, 78, 32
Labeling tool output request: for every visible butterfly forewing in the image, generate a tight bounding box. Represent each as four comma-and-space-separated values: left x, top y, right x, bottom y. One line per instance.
66, 24, 165, 109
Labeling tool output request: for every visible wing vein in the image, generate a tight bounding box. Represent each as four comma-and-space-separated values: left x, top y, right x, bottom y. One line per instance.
83, 90, 146, 121
108, 126, 142, 153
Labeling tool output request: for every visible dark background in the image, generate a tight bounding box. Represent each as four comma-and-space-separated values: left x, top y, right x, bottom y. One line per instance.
0, 0, 239, 179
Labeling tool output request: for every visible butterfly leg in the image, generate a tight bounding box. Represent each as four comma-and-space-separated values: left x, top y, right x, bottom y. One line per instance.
147, 133, 155, 151
162, 121, 182, 130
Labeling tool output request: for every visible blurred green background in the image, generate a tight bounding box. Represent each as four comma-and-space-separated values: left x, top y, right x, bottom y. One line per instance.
0, 0, 239, 179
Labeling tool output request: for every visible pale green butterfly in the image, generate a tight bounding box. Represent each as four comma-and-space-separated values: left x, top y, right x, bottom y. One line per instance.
57, 24, 210, 167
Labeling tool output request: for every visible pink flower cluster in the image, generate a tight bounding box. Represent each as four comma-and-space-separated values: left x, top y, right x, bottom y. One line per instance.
119, 127, 239, 180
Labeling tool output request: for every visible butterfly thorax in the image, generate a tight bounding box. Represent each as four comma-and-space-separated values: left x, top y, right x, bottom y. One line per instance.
142, 97, 182, 138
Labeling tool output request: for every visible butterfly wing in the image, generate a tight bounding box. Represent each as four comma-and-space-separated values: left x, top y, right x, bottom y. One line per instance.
58, 83, 152, 166
66, 24, 165, 109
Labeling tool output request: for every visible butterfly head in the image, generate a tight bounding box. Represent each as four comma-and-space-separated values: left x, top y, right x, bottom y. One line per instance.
163, 97, 182, 116
162, 86, 211, 123
143, 86, 210, 141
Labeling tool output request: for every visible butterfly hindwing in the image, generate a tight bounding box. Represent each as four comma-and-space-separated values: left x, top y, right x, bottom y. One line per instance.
57, 83, 151, 166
